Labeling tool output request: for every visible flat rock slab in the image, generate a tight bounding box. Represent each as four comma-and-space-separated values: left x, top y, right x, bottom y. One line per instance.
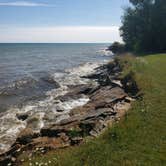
57, 84, 98, 102
70, 86, 126, 116
41, 107, 115, 137
90, 86, 127, 103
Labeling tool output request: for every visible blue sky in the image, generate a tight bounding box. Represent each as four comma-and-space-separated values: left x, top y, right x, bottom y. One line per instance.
0, 0, 129, 43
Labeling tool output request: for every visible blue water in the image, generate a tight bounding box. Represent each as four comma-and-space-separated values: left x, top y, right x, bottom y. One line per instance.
0, 43, 110, 110
0, 43, 109, 86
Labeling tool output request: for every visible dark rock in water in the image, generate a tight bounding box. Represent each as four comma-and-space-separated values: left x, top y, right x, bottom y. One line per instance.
16, 113, 29, 121
56, 109, 64, 112
41, 76, 60, 88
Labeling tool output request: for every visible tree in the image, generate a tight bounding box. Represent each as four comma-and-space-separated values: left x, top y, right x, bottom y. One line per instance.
120, 0, 166, 53
108, 42, 126, 54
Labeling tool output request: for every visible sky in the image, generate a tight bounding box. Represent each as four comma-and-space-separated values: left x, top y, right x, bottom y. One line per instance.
0, 0, 129, 43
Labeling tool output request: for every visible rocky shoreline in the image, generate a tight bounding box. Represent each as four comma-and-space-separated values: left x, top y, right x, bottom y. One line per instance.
0, 59, 138, 166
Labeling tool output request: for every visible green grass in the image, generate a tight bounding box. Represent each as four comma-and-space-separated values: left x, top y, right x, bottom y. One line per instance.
22, 54, 166, 166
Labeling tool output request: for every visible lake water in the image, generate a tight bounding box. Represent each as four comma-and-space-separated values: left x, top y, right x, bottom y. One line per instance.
0, 43, 111, 110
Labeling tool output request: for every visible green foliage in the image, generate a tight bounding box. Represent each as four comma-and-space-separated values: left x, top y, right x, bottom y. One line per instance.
22, 54, 166, 166
120, 0, 166, 53
108, 42, 126, 54
67, 129, 82, 138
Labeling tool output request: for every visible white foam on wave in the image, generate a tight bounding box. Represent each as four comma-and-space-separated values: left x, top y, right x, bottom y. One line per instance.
55, 97, 90, 112
0, 110, 26, 154
97, 48, 113, 56
51, 62, 105, 87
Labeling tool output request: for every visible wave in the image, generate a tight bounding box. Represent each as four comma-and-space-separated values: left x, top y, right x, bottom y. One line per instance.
96, 48, 113, 56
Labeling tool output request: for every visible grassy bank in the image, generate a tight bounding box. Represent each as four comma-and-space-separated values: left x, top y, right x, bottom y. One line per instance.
22, 54, 166, 166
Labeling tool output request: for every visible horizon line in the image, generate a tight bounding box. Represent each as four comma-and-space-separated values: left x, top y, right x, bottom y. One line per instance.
0, 42, 112, 44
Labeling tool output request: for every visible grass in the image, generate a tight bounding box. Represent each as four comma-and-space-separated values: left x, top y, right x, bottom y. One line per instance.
22, 54, 166, 166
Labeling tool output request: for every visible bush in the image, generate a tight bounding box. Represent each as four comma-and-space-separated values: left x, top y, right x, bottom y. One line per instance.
108, 42, 126, 54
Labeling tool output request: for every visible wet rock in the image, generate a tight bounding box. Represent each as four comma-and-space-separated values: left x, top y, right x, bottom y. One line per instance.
16, 113, 29, 121
41, 76, 60, 88
56, 109, 64, 112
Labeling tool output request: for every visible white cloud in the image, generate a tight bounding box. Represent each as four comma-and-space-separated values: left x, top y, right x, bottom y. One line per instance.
0, 1, 52, 7
0, 26, 122, 43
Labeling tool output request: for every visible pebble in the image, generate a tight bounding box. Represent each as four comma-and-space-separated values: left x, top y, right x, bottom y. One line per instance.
11, 157, 16, 162
35, 162, 39, 165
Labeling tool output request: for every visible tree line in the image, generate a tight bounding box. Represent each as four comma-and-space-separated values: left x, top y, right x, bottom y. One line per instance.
110, 0, 166, 54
